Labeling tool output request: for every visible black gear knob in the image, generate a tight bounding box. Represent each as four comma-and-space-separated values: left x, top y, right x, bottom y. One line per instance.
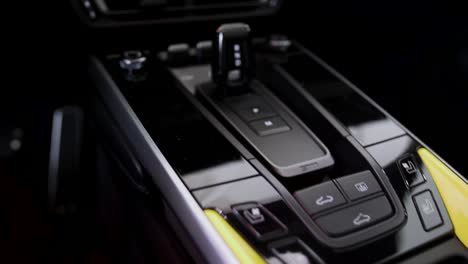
212, 23, 254, 95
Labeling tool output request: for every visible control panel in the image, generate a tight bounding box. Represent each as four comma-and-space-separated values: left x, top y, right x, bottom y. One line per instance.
160, 23, 406, 250
91, 22, 465, 263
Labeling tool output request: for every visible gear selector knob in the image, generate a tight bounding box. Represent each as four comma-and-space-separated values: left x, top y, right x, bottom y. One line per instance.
212, 23, 254, 95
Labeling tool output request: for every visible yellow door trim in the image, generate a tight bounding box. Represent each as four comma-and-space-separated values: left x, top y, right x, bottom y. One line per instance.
418, 148, 468, 248
204, 209, 267, 264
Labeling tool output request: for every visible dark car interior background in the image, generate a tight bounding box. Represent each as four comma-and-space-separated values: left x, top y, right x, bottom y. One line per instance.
2, 0, 467, 263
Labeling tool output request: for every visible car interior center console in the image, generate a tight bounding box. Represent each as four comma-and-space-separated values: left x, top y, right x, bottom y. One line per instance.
89, 22, 468, 264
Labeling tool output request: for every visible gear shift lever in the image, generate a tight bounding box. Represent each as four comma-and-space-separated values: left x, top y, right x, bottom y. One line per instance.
212, 23, 254, 96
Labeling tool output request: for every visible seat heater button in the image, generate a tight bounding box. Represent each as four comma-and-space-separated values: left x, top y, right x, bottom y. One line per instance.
315, 196, 392, 237
413, 191, 443, 231
398, 155, 425, 188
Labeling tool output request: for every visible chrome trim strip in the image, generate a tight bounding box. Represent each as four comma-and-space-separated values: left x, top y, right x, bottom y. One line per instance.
88, 56, 239, 264
48, 110, 63, 208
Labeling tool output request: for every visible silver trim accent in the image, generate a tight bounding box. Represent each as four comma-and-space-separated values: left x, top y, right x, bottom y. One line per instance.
88, 57, 239, 264
48, 110, 63, 209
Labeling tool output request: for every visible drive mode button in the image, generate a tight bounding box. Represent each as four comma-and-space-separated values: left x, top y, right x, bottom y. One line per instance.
315, 196, 393, 236
294, 181, 346, 215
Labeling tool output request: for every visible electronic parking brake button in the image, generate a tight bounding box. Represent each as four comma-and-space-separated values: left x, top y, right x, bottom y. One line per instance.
232, 203, 287, 241
294, 181, 346, 215
315, 196, 392, 237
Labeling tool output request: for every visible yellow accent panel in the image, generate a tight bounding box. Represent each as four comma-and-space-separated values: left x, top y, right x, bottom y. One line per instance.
418, 148, 468, 248
204, 209, 266, 264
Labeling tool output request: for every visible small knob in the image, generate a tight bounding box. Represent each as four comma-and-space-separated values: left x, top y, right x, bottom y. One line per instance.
119, 50, 147, 81
212, 23, 254, 95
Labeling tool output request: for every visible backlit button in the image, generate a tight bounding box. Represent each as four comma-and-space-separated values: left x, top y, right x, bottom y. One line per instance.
413, 191, 443, 231
398, 155, 425, 188
337, 171, 382, 201
237, 104, 276, 122
232, 203, 288, 241
294, 181, 346, 215
228, 95, 277, 121
315, 196, 392, 237
250, 117, 290, 136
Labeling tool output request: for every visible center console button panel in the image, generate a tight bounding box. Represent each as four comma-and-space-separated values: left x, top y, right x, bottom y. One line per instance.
198, 84, 335, 177
93, 31, 461, 262
168, 34, 405, 250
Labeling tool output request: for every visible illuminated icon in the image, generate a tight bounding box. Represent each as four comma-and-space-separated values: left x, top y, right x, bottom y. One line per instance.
264, 120, 273, 127
354, 182, 369, 192
353, 213, 371, 226
421, 199, 435, 215
234, 44, 241, 51
252, 107, 260, 114
402, 160, 417, 174
315, 195, 334, 206
243, 207, 265, 224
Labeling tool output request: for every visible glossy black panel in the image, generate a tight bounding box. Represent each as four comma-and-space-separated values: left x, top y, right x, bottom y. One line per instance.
192, 176, 281, 212
182, 158, 258, 190
99, 44, 460, 263
102, 57, 258, 189
278, 55, 405, 147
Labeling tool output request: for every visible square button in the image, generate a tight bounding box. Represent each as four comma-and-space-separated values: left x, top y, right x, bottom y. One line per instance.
294, 181, 346, 215
236, 104, 276, 122
336, 171, 382, 201
232, 203, 288, 241
413, 191, 443, 231
398, 155, 425, 188
227, 95, 277, 122
250, 117, 290, 136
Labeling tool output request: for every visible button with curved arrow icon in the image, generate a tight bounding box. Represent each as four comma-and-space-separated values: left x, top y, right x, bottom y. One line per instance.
316, 195, 334, 206
315, 196, 392, 236
353, 213, 372, 226
294, 181, 346, 215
